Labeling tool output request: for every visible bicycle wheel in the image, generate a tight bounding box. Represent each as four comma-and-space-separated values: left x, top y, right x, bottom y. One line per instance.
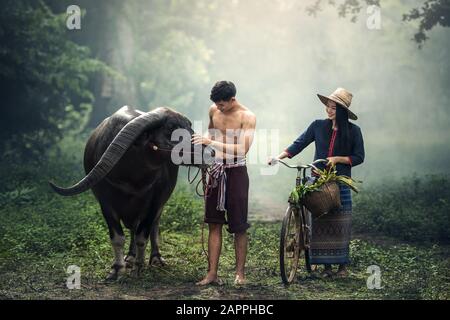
280, 205, 301, 285
299, 206, 312, 274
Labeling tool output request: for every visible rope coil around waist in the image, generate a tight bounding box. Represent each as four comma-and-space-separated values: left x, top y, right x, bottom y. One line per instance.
207, 158, 246, 211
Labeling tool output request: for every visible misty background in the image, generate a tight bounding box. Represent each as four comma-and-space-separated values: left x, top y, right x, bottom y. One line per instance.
1, 0, 449, 219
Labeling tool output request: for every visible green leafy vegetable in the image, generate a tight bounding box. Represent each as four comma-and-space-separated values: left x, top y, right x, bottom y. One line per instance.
290, 164, 362, 205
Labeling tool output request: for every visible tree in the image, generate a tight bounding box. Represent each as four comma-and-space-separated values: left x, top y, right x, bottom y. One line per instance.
305, 0, 450, 46
0, 0, 114, 160
42, 0, 218, 124
403, 0, 450, 47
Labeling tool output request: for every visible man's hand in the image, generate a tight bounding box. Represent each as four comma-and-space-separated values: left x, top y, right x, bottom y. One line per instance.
191, 133, 212, 146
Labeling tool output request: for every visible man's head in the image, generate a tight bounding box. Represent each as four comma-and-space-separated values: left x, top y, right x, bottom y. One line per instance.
210, 81, 237, 112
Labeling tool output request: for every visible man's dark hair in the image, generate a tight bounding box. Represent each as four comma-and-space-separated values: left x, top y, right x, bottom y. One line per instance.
210, 81, 236, 102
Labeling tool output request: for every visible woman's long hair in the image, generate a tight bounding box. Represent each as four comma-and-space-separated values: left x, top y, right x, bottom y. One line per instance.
326, 104, 352, 155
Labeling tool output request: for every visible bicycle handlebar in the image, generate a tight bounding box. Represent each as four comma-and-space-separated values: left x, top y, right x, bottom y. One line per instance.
277, 158, 328, 170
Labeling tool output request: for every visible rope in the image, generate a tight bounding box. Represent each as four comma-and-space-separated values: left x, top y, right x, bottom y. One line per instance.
150, 142, 211, 267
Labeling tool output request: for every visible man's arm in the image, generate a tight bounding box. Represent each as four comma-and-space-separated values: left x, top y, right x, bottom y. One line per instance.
192, 111, 256, 158
206, 105, 215, 139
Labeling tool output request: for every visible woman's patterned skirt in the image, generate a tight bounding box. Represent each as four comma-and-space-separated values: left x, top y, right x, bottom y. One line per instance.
308, 184, 352, 265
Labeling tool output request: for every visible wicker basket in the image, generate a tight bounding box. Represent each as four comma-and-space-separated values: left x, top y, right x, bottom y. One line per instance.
302, 181, 341, 217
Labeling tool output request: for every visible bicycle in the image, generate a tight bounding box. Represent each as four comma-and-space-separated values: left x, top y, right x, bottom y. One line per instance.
275, 158, 328, 285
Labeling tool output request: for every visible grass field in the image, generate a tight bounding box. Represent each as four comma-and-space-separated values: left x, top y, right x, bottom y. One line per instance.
1, 170, 449, 300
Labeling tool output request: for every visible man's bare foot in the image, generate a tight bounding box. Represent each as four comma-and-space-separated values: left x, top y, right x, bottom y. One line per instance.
196, 274, 223, 286
234, 275, 247, 285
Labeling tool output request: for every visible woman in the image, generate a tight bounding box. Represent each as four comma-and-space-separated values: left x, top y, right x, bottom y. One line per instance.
269, 88, 365, 278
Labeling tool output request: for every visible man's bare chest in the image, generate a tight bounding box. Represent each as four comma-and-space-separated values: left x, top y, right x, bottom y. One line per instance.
212, 113, 243, 132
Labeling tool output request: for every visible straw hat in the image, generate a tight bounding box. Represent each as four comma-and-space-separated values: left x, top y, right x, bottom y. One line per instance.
317, 88, 357, 120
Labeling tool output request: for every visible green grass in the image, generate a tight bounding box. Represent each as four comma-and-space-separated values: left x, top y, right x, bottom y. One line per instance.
353, 174, 450, 243
0, 178, 449, 299
0, 141, 449, 299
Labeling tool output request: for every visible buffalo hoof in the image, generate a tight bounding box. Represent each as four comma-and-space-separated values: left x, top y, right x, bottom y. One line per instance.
105, 264, 126, 281
149, 254, 166, 267
130, 263, 144, 278
124, 255, 135, 269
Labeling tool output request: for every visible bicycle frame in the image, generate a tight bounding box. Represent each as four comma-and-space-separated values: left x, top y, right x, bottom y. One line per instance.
277, 158, 328, 284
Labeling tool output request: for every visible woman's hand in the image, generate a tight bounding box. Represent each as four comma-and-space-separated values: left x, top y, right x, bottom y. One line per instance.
191, 133, 212, 146
326, 156, 339, 167
268, 151, 290, 165
267, 157, 279, 166
327, 156, 351, 167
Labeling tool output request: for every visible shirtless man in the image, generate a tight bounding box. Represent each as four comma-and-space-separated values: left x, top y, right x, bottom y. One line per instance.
192, 81, 256, 285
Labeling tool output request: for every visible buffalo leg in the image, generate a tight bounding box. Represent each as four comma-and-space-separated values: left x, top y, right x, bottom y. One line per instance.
124, 231, 136, 268
149, 209, 166, 266
104, 209, 126, 281
131, 220, 152, 277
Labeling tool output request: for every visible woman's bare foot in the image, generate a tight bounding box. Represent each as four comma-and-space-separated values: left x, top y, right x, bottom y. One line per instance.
196, 273, 223, 286
336, 265, 348, 278
321, 265, 333, 278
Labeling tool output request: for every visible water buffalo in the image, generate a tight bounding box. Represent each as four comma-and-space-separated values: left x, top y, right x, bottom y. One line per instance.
49, 105, 212, 280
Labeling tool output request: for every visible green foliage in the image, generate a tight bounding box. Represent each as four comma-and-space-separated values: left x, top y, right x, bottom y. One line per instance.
307, 0, 450, 46
289, 188, 300, 204
350, 239, 449, 299
0, 146, 448, 299
133, 30, 212, 111
0, 174, 448, 299
307, 0, 381, 22
123, 1, 214, 116
403, 0, 450, 46
289, 165, 361, 205
161, 187, 204, 232
0, 0, 116, 160
0, 136, 103, 261
353, 174, 450, 243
